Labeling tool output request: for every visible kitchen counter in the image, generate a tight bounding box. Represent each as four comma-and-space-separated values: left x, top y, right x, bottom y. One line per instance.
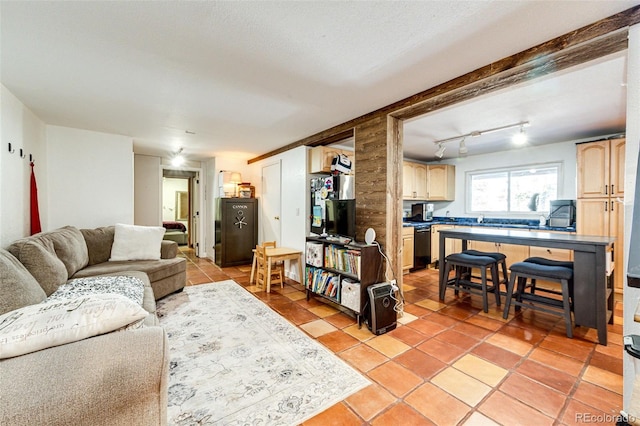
403, 216, 575, 232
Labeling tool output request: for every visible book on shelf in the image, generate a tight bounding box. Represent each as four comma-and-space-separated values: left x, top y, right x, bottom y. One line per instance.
323, 244, 362, 279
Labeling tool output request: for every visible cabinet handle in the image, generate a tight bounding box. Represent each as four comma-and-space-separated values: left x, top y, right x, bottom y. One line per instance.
611, 184, 614, 194
611, 201, 614, 211
605, 185, 608, 195
547, 249, 552, 254
605, 201, 608, 212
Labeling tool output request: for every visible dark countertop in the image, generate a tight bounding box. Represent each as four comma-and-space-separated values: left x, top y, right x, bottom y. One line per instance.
403, 216, 576, 232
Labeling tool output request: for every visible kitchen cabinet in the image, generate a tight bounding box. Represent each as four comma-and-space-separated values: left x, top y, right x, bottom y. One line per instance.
309, 146, 355, 174
577, 138, 625, 199
576, 138, 625, 292
427, 164, 455, 201
466, 240, 529, 267
431, 225, 459, 264
403, 161, 427, 199
402, 227, 415, 274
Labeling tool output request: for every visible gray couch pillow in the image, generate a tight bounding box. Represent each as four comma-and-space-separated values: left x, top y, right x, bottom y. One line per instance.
8, 239, 68, 296
80, 226, 115, 265
0, 248, 46, 315
45, 226, 89, 276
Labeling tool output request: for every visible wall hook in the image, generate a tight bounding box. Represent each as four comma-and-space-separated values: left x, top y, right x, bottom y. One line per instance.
19, 149, 26, 159
29, 154, 34, 163
8, 143, 15, 154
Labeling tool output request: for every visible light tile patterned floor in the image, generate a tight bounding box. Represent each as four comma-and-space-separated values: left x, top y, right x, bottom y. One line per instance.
179, 247, 624, 425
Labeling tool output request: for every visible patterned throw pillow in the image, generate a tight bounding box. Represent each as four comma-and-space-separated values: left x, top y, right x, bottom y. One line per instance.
0, 294, 147, 359
45, 275, 145, 306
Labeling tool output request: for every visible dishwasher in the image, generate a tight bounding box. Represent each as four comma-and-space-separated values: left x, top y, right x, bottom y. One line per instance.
411, 225, 432, 271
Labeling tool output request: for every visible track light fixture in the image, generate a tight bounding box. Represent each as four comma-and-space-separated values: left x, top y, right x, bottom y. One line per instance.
432, 120, 530, 158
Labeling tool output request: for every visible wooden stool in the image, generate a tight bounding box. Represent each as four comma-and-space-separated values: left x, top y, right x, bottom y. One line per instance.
440, 252, 501, 313
503, 261, 574, 338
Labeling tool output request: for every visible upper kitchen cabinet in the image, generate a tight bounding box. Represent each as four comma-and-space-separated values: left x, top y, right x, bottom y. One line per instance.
426, 164, 455, 201
309, 146, 355, 174
577, 138, 625, 198
403, 161, 427, 199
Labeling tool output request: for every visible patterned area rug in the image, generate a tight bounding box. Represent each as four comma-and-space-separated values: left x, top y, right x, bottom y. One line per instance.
156, 281, 370, 425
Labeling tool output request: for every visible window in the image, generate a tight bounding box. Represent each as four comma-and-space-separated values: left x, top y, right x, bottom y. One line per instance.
467, 163, 561, 214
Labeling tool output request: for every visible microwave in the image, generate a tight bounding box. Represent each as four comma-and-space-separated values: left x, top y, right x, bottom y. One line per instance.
411, 203, 434, 222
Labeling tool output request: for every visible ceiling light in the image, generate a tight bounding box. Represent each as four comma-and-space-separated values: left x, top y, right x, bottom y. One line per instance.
435, 143, 446, 159
171, 148, 184, 167
458, 137, 468, 156
512, 125, 528, 145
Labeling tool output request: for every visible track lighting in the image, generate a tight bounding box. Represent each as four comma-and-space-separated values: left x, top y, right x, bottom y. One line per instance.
512, 125, 528, 145
458, 137, 468, 156
432, 120, 530, 158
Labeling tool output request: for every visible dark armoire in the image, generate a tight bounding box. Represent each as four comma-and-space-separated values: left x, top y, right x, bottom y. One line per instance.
214, 198, 258, 267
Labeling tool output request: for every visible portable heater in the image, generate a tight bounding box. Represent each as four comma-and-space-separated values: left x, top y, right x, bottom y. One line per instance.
366, 283, 397, 335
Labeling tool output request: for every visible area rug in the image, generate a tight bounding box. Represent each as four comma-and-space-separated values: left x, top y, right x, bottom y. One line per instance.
156, 280, 370, 425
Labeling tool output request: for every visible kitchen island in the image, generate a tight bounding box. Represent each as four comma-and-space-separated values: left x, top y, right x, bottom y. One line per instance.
438, 227, 615, 345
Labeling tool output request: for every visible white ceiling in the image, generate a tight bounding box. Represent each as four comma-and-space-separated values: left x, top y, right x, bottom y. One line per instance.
1, 1, 637, 163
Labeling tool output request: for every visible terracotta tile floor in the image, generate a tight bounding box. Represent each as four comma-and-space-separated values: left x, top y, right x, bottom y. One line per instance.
179, 248, 624, 425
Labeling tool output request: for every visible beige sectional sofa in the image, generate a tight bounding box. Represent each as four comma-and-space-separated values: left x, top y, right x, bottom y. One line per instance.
0, 225, 187, 426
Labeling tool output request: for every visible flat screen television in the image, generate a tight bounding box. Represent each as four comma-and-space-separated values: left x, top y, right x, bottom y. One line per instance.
325, 199, 356, 239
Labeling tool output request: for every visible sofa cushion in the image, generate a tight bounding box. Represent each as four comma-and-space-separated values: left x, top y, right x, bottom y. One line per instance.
80, 226, 115, 265
7, 239, 68, 296
110, 224, 166, 261
0, 249, 47, 315
73, 258, 186, 283
0, 293, 148, 359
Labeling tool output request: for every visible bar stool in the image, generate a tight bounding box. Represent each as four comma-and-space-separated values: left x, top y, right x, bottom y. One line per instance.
462, 249, 509, 291
440, 252, 502, 313
521, 257, 574, 299
503, 261, 574, 338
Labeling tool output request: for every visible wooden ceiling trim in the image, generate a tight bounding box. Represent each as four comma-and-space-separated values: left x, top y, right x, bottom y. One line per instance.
248, 5, 640, 164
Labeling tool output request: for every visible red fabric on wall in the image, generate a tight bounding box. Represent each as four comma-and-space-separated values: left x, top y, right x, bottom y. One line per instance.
30, 161, 42, 235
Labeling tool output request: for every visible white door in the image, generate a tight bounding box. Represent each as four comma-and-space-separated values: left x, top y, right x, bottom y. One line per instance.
262, 162, 281, 244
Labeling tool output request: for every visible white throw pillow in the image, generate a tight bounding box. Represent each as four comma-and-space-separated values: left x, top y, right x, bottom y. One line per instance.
0, 294, 148, 359
109, 223, 166, 261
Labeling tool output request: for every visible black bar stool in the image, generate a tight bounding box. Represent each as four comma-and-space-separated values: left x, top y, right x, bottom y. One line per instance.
440, 252, 501, 313
522, 257, 574, 299
503, 261, 574, 337
462, 249, 509, 290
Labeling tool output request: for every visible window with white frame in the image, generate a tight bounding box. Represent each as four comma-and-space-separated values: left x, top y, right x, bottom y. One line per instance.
467, 163, 561, 214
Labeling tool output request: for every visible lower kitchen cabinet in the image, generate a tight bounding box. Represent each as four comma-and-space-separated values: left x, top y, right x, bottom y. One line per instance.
402, 227, 414, 274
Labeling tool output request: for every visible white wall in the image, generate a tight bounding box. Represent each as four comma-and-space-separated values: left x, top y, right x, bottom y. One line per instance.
249, 146, 308, 281
204, 157, 216, 260
46, 126, 134, 229
405, 140, 578, 219
0, 85, 47, 247
623, 23, 640, 412
134, 154, 161, 226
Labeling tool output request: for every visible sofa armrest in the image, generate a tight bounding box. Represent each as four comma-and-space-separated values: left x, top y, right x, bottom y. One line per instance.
0, 326, 169, 426
161, 240, 178, 259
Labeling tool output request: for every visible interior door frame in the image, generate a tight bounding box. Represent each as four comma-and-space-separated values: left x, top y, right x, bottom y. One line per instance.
261, 160, 282, 245
161, 165, 204, 257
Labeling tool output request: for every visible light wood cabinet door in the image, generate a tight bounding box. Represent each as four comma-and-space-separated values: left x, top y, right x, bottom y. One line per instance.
610, 138, 625, 198
529, 246, 572, 262
577, 198, 609, 236
431, 225, 458, 263
403, 161, 427, 200
308, 146, 353, 173
402, 227, 414, 273
427, 164, 455, 201
577, 141, 609, 198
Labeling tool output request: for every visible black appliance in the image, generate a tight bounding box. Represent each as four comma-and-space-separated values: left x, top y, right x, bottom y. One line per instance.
549, 199, 576, 227
367, 283, 397, 335
324, 199, 356, 239
214, 198, 258, 267
411, 225, 432, 271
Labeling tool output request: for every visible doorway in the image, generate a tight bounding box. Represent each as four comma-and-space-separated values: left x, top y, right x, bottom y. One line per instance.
162, 169, 200, 255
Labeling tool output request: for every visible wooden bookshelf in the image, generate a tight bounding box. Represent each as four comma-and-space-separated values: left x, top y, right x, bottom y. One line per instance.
305, 237, 383, 326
